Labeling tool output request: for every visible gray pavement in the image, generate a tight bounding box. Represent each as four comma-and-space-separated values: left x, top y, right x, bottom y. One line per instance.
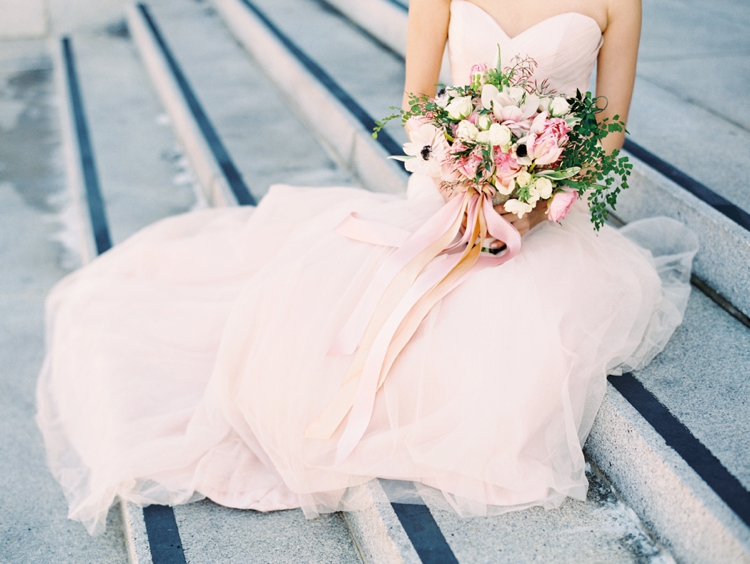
0, 39, 128, 563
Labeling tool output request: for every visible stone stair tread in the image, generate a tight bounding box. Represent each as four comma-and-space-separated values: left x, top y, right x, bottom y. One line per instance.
144, 0, 354, 201
247, 0, 408, 146
631, 289, 750, 489
414, 467, 672, 563
68, 29, 197, 246
173, 500, 362, 563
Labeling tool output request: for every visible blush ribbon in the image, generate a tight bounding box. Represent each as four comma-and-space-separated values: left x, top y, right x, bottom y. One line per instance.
305, 190, 522, 465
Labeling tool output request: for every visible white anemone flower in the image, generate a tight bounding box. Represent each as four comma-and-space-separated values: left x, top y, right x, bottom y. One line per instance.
399, 123, 448, 177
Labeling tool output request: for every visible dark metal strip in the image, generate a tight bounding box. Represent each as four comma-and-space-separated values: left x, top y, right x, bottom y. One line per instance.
624, 139, 750, 231
62, 37, 112, 254
142, 505, 188, 564
237, 0, 404, 159
391, 503, 460, 564
609, 373, 750, 528
137, 3, 256, 206
384, 0, 409, 12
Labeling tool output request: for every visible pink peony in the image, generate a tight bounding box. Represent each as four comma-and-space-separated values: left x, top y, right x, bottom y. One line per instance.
542, 117, 572, 139
525, 129, 564, 166
455, 149, 484, 180
547, 189, 577, 222
493, 148, 521, 186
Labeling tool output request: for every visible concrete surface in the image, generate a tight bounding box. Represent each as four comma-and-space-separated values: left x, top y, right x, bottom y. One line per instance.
0, 0, 47, 38
174, 501, 362, 563
0, 39, 128, 563
67, 26, 197, 245
144, 0, 354, 200
423, 464, 673, 563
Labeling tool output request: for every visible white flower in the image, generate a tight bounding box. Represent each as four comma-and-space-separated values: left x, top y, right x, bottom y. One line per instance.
515, 170, 532, 187
503, 198, 533, 218
521, 94, 542, 118
507, 86, 525, 103
534, 177, 554, 199
527, 184, 540, 206
549, 96, 571, 117
476, 130, 491, 144
435, 90, 450, 108
495, 179, 515, 195
477, 114, 493, 131
401, 123, 448, 177
456, 120, 479, 141
488, 123, 512, 148
481, 84, 500, 110
446, 96, 473, 120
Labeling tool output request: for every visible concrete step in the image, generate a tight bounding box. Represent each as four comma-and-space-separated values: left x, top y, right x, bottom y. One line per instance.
126, 0, 354, 208
0, 36, 132, 564
204, 0, 750, 561
56, 25, 202, 261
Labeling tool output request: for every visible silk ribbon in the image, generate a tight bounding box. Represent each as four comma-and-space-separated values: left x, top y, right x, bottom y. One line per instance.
305, 189, 522, 465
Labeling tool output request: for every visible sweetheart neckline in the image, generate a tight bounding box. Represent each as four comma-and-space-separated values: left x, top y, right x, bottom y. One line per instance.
453, 0, 603, 41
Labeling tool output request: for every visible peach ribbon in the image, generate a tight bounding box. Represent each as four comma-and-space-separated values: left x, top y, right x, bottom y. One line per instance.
305, 189, 522, 465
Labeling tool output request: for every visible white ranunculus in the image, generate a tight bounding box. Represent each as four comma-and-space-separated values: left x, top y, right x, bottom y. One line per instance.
481, 84, 500, 110
456, 120, 479, 141
549, 96, 571, 117
476, 130, 491, 144
477, 114, 493, 131
527, 184, 540, 206
503, 198, 533, 218
515, 170, 532, 187
534, 177, 554, 199
446, 96, 473, 120
488, 123, 511, 147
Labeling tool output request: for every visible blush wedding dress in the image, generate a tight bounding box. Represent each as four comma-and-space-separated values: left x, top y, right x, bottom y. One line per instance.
37, 0, 698, 535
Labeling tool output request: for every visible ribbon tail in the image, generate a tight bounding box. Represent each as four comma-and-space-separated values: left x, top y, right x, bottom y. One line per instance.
327, 194, 468, 357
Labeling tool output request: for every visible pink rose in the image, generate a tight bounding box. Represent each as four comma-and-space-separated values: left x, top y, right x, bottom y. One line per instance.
548, 189, 577, 222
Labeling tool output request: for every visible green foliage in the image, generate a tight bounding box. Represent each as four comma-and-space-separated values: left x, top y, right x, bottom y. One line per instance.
558, 90, 631, 230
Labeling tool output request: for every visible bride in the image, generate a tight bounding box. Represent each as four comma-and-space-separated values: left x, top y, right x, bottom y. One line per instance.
37, 0, 697, 535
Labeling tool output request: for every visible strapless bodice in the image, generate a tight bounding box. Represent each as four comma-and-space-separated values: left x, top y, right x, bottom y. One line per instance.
449, 0, 603, 95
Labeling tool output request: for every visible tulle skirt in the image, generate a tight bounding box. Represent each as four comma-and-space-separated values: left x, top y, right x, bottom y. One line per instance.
36, 174, 697, 534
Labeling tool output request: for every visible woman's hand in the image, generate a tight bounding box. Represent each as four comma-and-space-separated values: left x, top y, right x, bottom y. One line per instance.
495, 200, 549, 237
485, 201, 548, 249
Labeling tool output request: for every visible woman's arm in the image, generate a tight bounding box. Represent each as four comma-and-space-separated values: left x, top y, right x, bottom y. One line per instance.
596, 0, 642, 153
403, 0, 451, 111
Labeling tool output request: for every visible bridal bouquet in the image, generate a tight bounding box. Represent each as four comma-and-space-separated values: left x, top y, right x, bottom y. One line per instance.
375, 52, 632, 230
